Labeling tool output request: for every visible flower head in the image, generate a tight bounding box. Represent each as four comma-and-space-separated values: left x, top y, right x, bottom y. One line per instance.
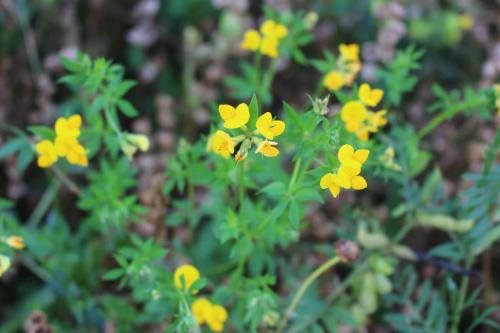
320, 173, 342, 198
260, 20, 288, 39
0, 255, 10, 278
339, 43, 360, 62
323, 70, 345, 91
174, 264, 200, 291
6, 236, 25, 250
218, 103, 250, 129
65, 142, 88, 167
337, 144, 369, 171
192, 298, 212, 325
191, 298, 228, 332
256, 112, 285, 140
208, 130, 235, 159
340, 101, 367, 132
35, 140, 58, 168
260, 37, 279, 58
240, 30, 261, 51
359, 83, 384, 107
256, 140, 279, 157
55, 115, 82, 139
337, 165, 368, 190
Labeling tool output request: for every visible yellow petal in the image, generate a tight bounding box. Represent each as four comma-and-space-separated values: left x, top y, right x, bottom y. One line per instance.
359, 83, 383, 107
329, 184, 341, 198
323, 70, 345, 91
256, 140, 279, 157
174, 264, 200, 291
260, 37, 279, 58
240, 29, 261, 51
219, 103, 250, 129
191, 298, 212, 325
337, 167, 353, 189
340, 101, 367, 124
352, 175, 367, 190
339, 43, 360, 62
211, 304, 228, 322
338, 144, 354, 162
67, 114, 82, 129
354, 149, 369, 164
320, 173, 335, 189
218, 104, 236, 122
212, 130, 234, 159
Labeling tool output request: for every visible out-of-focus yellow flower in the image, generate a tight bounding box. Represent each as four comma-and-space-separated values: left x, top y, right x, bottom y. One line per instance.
55, 115, 82, 139
359, 83, 384, 107
340, 101, 367, 132
260, 37, 279, 58
127, 134, 150, 152
6, 236, 25, 250
323, 70, 345, 91
256, 140, 279, 157
339, 43, 360, 62
219, 103, 250, 129
65, 142, 88, 167
35, 140, 58, 168
256, 112, 285, 139
320, 173, 342, 198
209, 130, 235, 159
0, 255, 10, 277
260, 20, 288, 39
458, 14, 473, 30
240, 29, 261, 51
191, 298, 228, 332
174, 264, 200, 291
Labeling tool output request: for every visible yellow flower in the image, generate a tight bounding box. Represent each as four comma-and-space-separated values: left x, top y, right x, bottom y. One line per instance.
338, 144, 369, 171
323, 70, 345, 91
256, 140, 279, 157
339, 43, 360, 62
35, 140, 58, 168
256, 112, 285, 139
260, 20, 288, 39
320, 173, 342, 198
260, 37, 279, 58
174, 264, 200, 291
210, 130, 235, 159
55, 115, 82, 139
127, 134, 150, 152
359, 83, 384, 107
366, 110, 388, 132
218, 103, 250, 129
340, 101, 367, 132
0, 255, 10, 277
207, 304, 228, 332
65, 142, 88, 167
6, 236, 25, 250
240, 29, 261, 51
337, 165, 368, 190
191, 298, 212, 325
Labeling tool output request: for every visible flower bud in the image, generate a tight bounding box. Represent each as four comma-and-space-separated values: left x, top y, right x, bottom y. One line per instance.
357, 224, 389, 249
375, 273, 392, 294
120, 140, 138, 160
310, 95, 330, 116
126, 134, 150, 152
334, 240, 359, 263
0, 255, 11, 277
6, 236, 25, 249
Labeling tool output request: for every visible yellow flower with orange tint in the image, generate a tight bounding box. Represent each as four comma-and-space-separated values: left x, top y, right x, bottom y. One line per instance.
208, 130, 235, 159
323, 70, 345, 91
35, 140, 58, 168
340, 101, 367, 132
256, 112, 285, 140
256, 140, 280, 157
359, 83, 384, 107
174, 264, 200, 291
6, 236, 25, 249
218, 103, 250, 129
240, 30, 261, 51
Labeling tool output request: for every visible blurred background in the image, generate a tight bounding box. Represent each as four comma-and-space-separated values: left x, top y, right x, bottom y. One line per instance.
1, 0, 500, 331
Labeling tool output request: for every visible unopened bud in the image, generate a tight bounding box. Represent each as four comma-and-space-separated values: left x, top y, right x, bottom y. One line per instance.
335, 240, 359, 263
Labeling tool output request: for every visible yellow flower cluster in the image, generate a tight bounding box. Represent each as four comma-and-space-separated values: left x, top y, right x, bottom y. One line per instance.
340, 83, 388, 141
191, 298, 228, 332
174, 264, 200, 291
207, 102, 285, 160
36, 115, 88, 168
320, 144, 369, 198
240, 20, 288, 58
323, 44, 362, 91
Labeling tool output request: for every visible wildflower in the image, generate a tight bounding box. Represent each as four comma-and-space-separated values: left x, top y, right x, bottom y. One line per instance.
359, 83, 384, 107
260, 37, 279, 58
55, 114, 82, 139
337, 165, 368, 190
0, 255, 10, 277
174, 264, 200, 291
337, 144, 369, 171
256, 140, 279, 157
218, 103, 250, 129
323, 70, 345, 91
191, 298, 228, 333
339, 43, 360, 62
120, 133, 150, 159
6, 236, 25, 250
35, 140, 58, 168
240, 30, 261, 51
340, 101, 367, 132
260, 20, 288, 39
320, 173, 342, 198
256, 112, 285, 139
65, 142, 88, 167
208, 130, 235, 159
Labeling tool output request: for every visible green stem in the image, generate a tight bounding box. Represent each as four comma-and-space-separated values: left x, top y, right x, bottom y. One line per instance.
417, 98, 487, 140
277, 256, 341, 333
51, 166, 81, 197
450, 255, 474, 333
27, 180, 59, 227
288, 158, 302, 193
178, 291, 202, 333
238, 160, 246, 210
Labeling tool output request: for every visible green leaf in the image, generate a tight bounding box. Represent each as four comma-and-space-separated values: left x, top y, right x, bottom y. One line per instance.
0, 138, 25, 159
27, 126, 55, 140
248, 94, 259, 129
103, 268, 124, 280
117, 99, 139, 117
